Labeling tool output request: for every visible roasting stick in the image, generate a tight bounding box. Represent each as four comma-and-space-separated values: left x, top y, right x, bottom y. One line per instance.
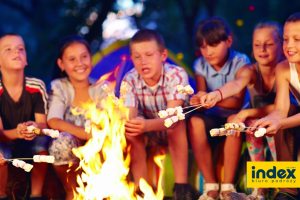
182, 103, 204, 109
183, 105, 204, 115
3, 158, 33, 162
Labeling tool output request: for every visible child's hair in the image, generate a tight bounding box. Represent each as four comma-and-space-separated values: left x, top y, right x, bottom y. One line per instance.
52, 35, 92, 80
253, 21, 283, 46
195, 17, 232, 49
130, 29, 165, 53
286, 12, 300, 23
0, 33, 22, 40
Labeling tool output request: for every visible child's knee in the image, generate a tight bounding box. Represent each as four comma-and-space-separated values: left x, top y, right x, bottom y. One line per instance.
188, 116, 205, 130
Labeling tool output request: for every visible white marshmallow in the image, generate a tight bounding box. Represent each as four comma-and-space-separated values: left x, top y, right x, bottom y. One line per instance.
171, 116, 178, 123
175, 106, 183, 114
158, 110, 168, 118
164, 118, 173, 128
177, 113, 185, 120
232, 123, 239, 130
45, 156, 55, 163
166, 108, 176, 115
33, 155, 41, 163
40, 155, 47, 162
101, 84, 111, 93
224, 123, 231, 130
184, 85, 194, 95
176, 85, 185, 93
254, 128, 266, 138
226, 129, 235, 136
238, 123, 246, 131
12, 159, 20, 167
27, 125, 36, 133
210, 129, 220, 137
18, 160, 26, 168
50, 130, 59, 138
23, 164, 33, 172
219, 128, 227, 136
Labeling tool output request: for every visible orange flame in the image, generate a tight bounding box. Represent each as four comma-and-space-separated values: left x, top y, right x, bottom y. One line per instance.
72, 94, 165, 200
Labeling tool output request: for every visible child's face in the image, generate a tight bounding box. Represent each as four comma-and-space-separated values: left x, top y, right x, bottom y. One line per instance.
57, 42, 92, 83
200, 37, 232, 68
253, 27, 282, 67
283, 21, 300, 64
130, 40, 167, 86
0, 35, 27, 71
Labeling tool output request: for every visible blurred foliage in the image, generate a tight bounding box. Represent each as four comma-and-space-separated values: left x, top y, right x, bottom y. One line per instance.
1, 0, 300, 86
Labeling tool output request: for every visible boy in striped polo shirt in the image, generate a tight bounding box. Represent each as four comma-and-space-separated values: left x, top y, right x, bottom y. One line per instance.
0, 34, 48, 200
122, 29, 192, 200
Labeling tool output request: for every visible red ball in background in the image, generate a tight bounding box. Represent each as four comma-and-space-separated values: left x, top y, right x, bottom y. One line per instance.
248, 5, 255, 12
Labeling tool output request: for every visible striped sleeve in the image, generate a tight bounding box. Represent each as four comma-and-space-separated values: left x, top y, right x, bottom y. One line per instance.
25, 77, 48, 114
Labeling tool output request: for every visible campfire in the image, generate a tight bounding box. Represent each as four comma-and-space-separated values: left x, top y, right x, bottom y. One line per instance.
71, 94, 164, 200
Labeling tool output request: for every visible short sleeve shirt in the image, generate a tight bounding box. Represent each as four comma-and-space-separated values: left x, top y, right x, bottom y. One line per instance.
123, 63, 189, 119
0, 77, 48, 130
193, 49, 251, 117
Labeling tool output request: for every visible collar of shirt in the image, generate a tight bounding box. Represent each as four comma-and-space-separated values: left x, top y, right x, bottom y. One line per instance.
207, 49, 233, 77
135, 64, 168, 89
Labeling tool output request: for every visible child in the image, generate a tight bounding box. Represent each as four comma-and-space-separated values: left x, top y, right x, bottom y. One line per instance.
249, 13, 300, 200
189, 17, 251, 200
200, 22, 285, 200
122, 29, 192, 200
0, 34, 49, 200
47, 35, 106, 200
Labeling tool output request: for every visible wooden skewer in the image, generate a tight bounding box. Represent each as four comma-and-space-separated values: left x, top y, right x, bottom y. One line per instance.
182, 103, 204, 109
183, 105, 204, 115
0, 158, 33, 162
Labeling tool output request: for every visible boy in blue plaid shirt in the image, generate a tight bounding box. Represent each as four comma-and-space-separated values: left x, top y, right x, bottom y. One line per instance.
122, 29, 192, 200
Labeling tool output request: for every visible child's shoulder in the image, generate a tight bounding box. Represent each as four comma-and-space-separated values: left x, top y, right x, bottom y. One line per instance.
25, 76, 46, 88
163, 63, 188, 78
276, 59, 290, 71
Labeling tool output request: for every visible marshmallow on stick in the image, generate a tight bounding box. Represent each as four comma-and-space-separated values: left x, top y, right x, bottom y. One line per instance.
158, 110, 168, 118
210, 129, 220, 137
176, 85, 194, 95
33, 155, 55, 163
12, 159, 33, 172
254, 128, 266, 138
42, 129, 59, 138
164, 118, 173, 128
27, 125, 41, 135
85, 119, 92, 133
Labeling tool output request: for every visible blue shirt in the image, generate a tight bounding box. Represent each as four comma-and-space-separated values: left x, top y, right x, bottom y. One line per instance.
193, 49, 251, 118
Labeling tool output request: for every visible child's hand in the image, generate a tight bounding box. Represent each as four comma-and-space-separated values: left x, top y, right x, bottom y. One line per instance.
17, 121, 38, 141
247, 118, 280, 137
0, 153, 5, 165
190, 91, 206, 105
125, 117, 146, 136
200, 91, 220, 108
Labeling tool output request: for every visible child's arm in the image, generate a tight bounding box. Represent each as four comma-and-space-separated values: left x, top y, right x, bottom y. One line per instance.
199, 65, 253, 108
249, 61, 291, 135
231, 104, 275, 122
125, 100, 185, 136
48, 118, 88, 140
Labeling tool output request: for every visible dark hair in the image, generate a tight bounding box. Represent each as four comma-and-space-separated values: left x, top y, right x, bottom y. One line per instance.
253, 21, 283, 46
52, 35, 92, 80
195, 17, 232, 49
286, 12, 300, 23
0, 33, 22, 40
129, 29, 165, 53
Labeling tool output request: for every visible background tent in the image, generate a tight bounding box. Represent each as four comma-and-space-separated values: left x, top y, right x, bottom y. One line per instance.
90, 39, 196, 95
